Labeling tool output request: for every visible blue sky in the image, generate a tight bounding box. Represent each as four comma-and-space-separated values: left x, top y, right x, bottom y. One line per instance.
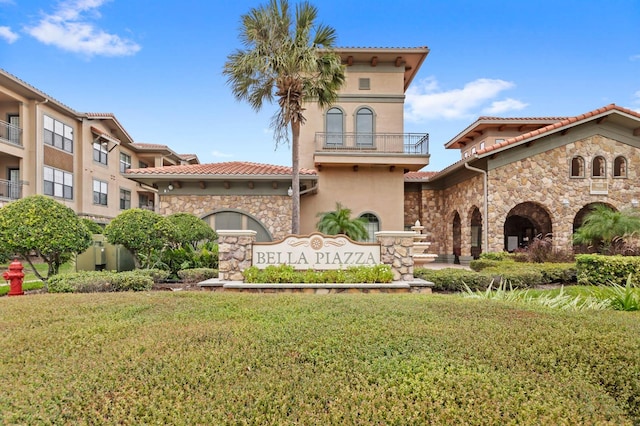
1, 0, 639, 171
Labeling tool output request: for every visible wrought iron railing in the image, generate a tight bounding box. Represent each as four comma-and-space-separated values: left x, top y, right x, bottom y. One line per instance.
315, 132, 429, 155
0, 120, 22, 147
0, 179, 22, 199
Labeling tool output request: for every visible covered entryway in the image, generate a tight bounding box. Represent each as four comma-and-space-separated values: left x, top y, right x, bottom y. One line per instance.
572, 202, 615, 253
504, 202, 552, 251
452, 211, 461, 262
470, 206, 482, 259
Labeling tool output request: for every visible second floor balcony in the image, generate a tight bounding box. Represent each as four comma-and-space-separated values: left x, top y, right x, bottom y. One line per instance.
314, 132, 429, 170
0, 119, 22, 147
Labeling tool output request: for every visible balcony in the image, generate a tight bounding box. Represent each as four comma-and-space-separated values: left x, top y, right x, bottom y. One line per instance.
314, 132, 429, 170
0, 179, 22, 200
0, 120, 22, 147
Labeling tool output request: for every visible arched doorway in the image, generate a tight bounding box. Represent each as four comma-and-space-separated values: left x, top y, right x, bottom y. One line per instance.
452, 211, 461, 263
504, 202, 552, 251
470, 207, 482, 259
202, 209, 273, 242
572, 202, 615, 253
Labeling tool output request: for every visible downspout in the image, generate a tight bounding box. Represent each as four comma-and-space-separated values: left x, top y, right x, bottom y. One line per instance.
464, 161, 489, 253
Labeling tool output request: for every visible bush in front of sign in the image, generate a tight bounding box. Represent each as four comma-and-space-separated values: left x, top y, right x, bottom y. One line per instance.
242, 264, 394, 283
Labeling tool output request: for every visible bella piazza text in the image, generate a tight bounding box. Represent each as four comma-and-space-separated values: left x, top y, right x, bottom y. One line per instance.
252, 234, 381, 270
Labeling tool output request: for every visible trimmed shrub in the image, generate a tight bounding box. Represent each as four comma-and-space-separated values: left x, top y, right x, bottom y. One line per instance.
177, 268, 218, 283
478, 252, 513, 261
414, 268, 493, 292
576, 254, 640, 285
47, 270, 153, 293
241, 264, 393, 284
136, 268, 171, 283
109, 271, 153, 292
469, 258, 506, 272
482, 265, 544, 289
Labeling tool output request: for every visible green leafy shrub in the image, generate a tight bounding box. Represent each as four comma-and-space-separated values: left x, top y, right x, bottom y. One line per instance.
414, 268, 493, 292
469, 258, 506, 272
135, 268, 171, 283
241, 264, 393, 284
109, 271, 153, 292
576, 254, 640, 285
482, 265, 544, 289
47, 270, 153, 293
479, 252, 514, 261
537, 262, 577, 283
177, 268, 218, 283
590, 275, 640, 311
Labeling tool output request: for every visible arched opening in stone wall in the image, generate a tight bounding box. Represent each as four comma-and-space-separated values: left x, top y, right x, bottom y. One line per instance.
452, 211, 461, 263
202, 209, 273, 242
503, 202, 552, 252
470, 206, 482, 259
572, 202, 616, 253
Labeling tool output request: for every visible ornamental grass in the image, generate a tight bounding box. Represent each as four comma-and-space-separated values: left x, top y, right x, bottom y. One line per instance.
1, 293, 638, 424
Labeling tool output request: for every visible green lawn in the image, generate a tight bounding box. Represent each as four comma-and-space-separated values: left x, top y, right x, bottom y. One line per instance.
1, 292, 638, 424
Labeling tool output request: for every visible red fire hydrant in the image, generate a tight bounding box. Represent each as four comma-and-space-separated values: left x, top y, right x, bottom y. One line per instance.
3, 258, 24, 296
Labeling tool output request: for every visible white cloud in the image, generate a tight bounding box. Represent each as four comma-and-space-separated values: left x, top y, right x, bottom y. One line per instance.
25, 0, 140, 57
483, 98, 529, 115
0, 26, 18, 43
211, 150, 234, 158
405, 77, 526, 121
630, 54, 640, 61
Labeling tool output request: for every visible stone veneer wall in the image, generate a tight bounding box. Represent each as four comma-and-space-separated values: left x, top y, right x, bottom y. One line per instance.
159, 194, 292, 241
403, 191, 421, 228
376, 231, 416, 281
409, 134, 640, 257
218, 230, 256, 281
487, 135, 640, 253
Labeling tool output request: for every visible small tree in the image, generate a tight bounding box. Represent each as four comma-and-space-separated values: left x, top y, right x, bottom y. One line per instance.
105, 209, 177, 269
316, 202, 368, 241
0, 195, 92, 281
573, 204, 640, 254
166, 212, 217, 249
80, 218, 104, 234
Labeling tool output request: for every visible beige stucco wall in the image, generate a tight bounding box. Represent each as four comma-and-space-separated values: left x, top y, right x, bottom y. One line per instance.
300, 166, 406, 234
159, 194, 292, 241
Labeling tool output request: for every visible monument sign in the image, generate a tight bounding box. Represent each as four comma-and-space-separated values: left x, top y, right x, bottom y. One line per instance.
253, 233, 381, 270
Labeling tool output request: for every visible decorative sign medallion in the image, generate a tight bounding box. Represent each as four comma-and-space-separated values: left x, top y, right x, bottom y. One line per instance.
253, 233, 381, 270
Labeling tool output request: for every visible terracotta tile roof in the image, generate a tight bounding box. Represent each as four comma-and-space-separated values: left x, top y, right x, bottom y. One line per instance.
405, 171, 438, 181
476, 104, 640, 156
126, 161, 317, 177
130, 143, 171, 150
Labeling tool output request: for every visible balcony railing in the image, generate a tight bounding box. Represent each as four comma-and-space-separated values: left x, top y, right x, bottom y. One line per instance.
315, 133, 429, 155
0, 179, 22, 200
0, 120, 22, 147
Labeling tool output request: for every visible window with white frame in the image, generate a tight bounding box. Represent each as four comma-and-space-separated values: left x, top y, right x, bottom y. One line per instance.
43, 115, 73, 152
93, 141, 108, 165
119, 188, 131, 210
120, 153, 132, 172
44, 166, 73, 199
93, 179, 108, 205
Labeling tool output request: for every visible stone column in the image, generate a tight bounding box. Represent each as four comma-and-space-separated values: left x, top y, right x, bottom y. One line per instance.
376, 231, 416, 281
217, 230, 257, 281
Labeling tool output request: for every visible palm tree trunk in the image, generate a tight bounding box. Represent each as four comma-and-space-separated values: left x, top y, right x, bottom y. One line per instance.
291, 120, 301, 234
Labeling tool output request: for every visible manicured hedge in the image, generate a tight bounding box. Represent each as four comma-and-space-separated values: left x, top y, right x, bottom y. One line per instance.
576, 254, 640, 285
242, 264, 394, 283
47, 270, 153, 293
417, 262, 577, 292
177, 268, 218, 283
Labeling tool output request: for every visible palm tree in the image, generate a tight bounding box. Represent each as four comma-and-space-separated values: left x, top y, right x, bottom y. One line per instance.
316, 202, 369, 241
573, 204, 640, 254
223, 0, 345, 234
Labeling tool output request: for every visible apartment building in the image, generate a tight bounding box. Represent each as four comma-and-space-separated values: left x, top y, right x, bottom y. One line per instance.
0, 69, 197, 224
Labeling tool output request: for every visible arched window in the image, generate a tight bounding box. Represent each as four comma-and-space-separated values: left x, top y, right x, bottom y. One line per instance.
356, 107, 374, 147
359, 213, 379, 242
325, 107, 343, 146
592, 156, 606, 178
571, 156, 585, 177
614, 156, 627, 178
